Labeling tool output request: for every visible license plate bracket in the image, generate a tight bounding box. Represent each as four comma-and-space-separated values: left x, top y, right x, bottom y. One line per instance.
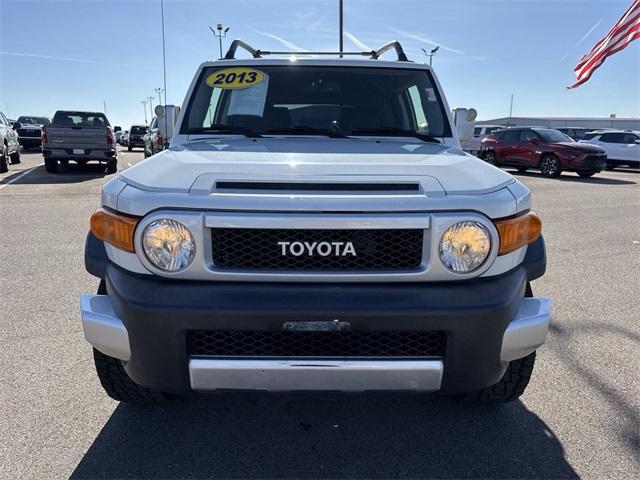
283, 320, 351, 332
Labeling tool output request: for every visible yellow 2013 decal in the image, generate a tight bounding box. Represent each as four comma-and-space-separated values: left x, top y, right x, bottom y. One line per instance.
205, 67, 265, 89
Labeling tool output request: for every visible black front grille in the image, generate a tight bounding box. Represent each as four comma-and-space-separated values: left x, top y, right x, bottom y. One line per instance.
211, 228, 423, 271
189, 330, 446, 358
17, 128, 41, 138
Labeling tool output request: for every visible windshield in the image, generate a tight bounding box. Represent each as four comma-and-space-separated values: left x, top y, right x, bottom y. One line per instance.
52, 111, 110, 127
536, 129, 573, 142
184, 65, 451, 139
17, 116, 49, 125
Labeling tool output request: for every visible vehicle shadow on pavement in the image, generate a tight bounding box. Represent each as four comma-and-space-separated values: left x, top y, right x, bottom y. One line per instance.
71, 393, 578, 479
0, 164, 109, 185
509, 170, 636, 185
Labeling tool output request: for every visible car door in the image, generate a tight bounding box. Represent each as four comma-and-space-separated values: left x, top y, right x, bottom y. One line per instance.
512, 129, 541, 166
620, 133, 640, 162
497, 130, 520, 163
0, 112, 18, 153
597, 133, 624, 160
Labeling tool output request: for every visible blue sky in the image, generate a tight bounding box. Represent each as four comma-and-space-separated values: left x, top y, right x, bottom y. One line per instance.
1, 0, 638, 128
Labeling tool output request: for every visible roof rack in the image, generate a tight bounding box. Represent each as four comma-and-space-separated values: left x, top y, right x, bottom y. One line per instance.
224, 39, 409, 62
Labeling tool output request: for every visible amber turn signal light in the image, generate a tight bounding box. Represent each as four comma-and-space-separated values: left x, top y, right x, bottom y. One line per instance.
90, 208, 140, 253
493, 211, 542, 255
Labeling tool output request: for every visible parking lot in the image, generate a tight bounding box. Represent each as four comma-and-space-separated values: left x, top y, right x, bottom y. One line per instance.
0, 148, 638, 479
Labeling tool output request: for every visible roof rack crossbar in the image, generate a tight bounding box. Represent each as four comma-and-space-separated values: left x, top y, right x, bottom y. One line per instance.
224, 39, 410, 62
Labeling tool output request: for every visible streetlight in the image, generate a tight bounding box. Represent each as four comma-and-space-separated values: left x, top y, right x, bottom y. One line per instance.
421, 46, 440, 66
210, 23, 230, 59
141, 100, 148, 123
147, 96, 155, 115
154, 87, 164, 107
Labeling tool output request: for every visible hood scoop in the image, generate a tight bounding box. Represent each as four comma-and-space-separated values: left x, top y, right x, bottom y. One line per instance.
215, 181, 421, 193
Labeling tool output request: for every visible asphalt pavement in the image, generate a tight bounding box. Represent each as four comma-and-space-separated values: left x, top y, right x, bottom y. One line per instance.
0, 148, 638, 479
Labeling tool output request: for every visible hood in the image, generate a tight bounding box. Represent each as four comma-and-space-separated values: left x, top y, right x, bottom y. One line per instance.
552, 141, 605, 153
119, 137, 514, 195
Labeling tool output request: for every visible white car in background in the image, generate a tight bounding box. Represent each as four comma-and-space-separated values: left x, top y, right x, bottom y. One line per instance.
460, 125, 504, 155
579, 130, 640, 170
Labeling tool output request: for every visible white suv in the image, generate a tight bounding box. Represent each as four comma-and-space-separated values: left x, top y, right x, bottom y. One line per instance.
80, 40, 551, 404
580, 130, 640, 169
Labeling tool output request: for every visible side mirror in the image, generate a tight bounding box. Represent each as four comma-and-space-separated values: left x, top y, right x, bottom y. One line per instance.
13, 122, 22, 130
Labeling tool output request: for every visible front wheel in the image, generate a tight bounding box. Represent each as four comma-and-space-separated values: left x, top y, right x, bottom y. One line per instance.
93, 348, 170, 403
483, 150, 498, 165
127, 146, 132, 152
0, 144, 8, 173
10, 148, 21, 164
465, 351, 537, 403
540, 154, 562, 177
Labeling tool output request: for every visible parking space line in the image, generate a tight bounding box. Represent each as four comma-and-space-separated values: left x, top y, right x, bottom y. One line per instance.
0, 163, 44, 190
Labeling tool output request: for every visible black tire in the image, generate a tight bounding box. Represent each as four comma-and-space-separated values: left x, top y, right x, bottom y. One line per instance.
516, 167, 528, 173
10, 148, 21, 164
483, 150, 498, 165
464, 281, 536, 403
0, 144, 8, 173
606, 163, 615, 171
577, 171, 596, 178
128, 146, 132, 152
106, 159, 117, 174
93, 348, 169, 403
44, 157, 58, 173
465, 351, 537, 404
540, 154, 562, 177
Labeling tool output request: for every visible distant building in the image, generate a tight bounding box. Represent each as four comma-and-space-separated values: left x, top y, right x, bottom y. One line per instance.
477, 116, 640, 130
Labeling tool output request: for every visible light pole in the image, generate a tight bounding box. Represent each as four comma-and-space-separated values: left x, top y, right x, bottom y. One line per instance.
141, 100, 148, 123
103, 100, 108, 115
422, 46, 440, 66
147, 96, 155, 116
154, 87, 164, 107
210, 24, 230, 59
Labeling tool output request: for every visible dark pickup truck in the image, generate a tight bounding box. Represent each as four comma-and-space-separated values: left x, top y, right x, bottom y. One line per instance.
42, 111, 117, 174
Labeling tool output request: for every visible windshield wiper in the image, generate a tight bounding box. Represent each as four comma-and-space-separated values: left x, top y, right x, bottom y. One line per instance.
265, 126, 348, 138
189, 124, 262, 138
350, 127, 441, 143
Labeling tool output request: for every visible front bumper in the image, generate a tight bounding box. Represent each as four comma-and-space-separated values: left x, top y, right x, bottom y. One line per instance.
18, 136, 41, 148
569, 153, 607, 172
80, 263, 551, 394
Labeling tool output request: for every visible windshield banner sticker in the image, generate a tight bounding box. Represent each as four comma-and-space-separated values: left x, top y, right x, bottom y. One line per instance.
206, 67, 265, 89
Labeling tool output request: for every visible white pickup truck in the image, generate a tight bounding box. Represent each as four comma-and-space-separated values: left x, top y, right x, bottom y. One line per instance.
81, 40, 550, 404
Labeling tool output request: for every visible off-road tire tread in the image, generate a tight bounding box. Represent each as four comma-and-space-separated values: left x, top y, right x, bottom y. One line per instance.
467, 351, 536, 403
93, 348, 168, 403
44, 158, 58, 173
10, 149, 21, 164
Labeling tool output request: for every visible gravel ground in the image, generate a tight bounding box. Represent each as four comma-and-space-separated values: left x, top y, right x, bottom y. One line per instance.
0, 149, 638, 479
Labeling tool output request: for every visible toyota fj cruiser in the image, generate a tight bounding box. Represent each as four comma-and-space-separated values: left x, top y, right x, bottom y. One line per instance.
81, 40, 550, 404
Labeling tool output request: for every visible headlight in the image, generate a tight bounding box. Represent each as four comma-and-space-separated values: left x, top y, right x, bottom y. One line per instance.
439, 221, 491, 273
142, 219, 195, 272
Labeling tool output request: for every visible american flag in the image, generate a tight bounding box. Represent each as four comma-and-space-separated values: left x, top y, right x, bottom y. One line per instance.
568, 0, 640, 88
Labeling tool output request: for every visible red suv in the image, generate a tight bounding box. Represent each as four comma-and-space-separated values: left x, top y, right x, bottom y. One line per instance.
481, 128, 607, 178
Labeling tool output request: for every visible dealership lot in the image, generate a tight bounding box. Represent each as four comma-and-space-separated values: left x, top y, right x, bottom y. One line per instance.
0, 149, 638, 479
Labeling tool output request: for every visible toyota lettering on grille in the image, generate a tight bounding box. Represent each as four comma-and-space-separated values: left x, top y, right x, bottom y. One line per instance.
278, 241, 357, 257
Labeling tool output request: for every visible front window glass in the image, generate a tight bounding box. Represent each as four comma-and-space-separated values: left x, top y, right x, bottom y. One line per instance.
185, 66, 451, 138
17, 116, 49, 125
536, 129, 573, 142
